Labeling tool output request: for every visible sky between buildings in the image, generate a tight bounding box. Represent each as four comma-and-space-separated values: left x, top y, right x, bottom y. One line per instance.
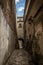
15, 0, 26, 16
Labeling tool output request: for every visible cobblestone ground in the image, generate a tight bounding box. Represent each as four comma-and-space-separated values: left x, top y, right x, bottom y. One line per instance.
6, 49, 34, 65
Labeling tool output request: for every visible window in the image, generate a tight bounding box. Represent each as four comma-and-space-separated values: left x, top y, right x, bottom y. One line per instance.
18, 23, 22, 28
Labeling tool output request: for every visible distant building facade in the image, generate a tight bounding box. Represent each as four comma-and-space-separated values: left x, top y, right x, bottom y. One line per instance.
16, 16, 24, 39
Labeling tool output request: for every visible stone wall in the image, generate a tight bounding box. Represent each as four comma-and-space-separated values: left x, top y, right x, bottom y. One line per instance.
25, 21, 34, 40
0, 6, 16, 65
35, 19, 43, 55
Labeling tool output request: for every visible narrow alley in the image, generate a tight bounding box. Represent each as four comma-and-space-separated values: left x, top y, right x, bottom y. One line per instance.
0, 0, 43, 65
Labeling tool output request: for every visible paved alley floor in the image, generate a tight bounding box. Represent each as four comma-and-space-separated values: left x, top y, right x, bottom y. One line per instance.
6, 49, 34, 65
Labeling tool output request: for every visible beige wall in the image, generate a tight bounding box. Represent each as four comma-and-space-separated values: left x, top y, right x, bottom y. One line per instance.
16, 22, 24, 38
0, 6, 16, 65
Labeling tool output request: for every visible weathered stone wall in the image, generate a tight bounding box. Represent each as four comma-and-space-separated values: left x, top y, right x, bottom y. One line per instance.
25, 21, 34, 40
0, 6, 16, 65
35, 20, 43, 55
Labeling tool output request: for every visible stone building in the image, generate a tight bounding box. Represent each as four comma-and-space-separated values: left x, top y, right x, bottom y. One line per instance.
0, 0, 43, 65
24, 0, 43, 64
16, 16, 24, 39
0, 0, 18, 65
16, 16, 24, 49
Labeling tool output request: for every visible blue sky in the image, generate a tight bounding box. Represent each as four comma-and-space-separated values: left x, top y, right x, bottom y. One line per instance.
15, 0, 26, 16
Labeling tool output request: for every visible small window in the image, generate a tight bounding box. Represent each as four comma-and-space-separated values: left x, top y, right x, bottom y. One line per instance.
18, 23, 22, 28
